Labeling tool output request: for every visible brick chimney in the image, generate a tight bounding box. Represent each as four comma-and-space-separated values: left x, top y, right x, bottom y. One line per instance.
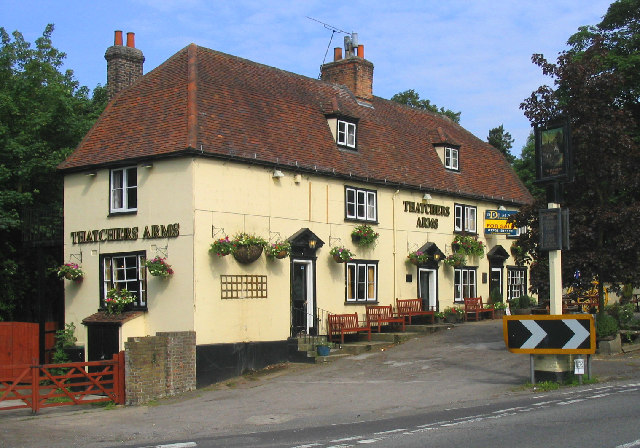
105, 31, 145, 100
320, 33, 374, 101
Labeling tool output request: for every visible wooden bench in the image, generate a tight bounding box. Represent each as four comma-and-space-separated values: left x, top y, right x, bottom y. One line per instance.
366, 305, 405, 333
464, 297, 494, 321
396, 298, 434, 325
327, 313, 371, 344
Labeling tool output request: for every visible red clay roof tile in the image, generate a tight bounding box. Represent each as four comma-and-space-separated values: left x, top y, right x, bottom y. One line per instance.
59, 45, 532, 205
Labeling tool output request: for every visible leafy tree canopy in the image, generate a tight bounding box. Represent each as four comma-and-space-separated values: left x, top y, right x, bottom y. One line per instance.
487, 124, 516, 163
390, 89, 461, 123
517, 0, 640, 309
0, 25, 107, 320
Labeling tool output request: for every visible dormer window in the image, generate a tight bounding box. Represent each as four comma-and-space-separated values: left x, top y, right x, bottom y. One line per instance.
444, 146, 459, 170
337, 120, 356, 148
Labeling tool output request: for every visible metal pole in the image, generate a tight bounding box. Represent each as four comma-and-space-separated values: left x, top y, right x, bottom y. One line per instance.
530, 354, 535, 385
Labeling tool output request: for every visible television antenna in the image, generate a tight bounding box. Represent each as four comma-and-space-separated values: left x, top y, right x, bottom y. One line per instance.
307, 17, 354, 78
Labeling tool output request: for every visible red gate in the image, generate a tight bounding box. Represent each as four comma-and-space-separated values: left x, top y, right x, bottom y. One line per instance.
0, 351, 125, 414
0, 322, 38, 377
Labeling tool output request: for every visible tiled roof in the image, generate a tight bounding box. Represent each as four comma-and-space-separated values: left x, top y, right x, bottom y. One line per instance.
59, 44, 533, 205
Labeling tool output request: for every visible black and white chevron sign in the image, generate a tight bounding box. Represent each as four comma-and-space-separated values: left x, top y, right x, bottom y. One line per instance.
503, 315, 595, 354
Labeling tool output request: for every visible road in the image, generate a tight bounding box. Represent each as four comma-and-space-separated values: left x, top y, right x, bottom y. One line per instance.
133, 382, 640, 448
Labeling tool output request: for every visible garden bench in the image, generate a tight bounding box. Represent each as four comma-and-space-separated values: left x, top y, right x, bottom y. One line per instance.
365, 305, 406, 333
464, 297, 494, 321
327, 313, 371, 344
396, 298, 434, 325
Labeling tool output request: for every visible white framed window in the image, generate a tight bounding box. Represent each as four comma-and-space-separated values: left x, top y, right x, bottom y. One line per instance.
110, 167, 137, 213
454, 267, 476, 303
507, 267, 527, 301
444, 147, 459, 170
337, 120, 356, 148
346, 261, 377, 302
454, 203, 477, 233
101, 252, 147, 309
345, 186, 377, 222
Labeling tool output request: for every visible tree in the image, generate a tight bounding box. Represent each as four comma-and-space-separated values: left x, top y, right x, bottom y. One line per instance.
519, 0, 640, 313
487, 125, 516, 163
0, 25, 107, 321
511, 132, 545, 200
390, 89, 461, 123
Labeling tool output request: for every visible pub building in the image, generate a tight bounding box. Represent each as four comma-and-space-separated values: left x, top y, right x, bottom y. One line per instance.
59, 31, 533, 386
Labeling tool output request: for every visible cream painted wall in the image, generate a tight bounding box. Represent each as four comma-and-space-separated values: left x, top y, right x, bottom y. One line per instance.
64, 155, 529, 351
63, 159, 195, 353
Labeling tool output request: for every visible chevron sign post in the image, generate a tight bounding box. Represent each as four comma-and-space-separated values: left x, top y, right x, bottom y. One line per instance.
503, 315, 596, 355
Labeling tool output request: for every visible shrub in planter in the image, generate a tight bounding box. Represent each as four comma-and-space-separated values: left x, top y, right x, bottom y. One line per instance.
452, 234, 485, 257
54, 263, 84, 281
443, 253, 466, 267
407, 250, 431, 265
596, 313, 619, 340
232, 233, 267, 264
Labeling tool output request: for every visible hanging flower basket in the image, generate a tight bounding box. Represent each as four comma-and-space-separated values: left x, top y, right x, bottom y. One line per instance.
452, 235, 485, 257
407, 251, 430, 266
351, 224, 379, 247
329, 246, 354, 263
209, 236, 235, 257
443, 253, 466, 267
233, 245, 264, 264
144, 256, 174, 278
265, 240, 292, 260
53, 263, 84, 281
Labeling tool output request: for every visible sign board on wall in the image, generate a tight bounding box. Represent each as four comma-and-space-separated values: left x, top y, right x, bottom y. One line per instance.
484, 210, 518, 236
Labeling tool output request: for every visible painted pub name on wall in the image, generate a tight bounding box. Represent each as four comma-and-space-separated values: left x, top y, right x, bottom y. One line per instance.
403, 201, 450, 229
70, 223, 180, 244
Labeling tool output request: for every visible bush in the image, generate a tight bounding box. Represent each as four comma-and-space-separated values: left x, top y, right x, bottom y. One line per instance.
606, 303, 635, 329
510, 295, 536, 309
596, 314, 619, 339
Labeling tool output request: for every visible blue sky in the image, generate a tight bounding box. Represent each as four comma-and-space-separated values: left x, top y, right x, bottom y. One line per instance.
2, 0, 613, 156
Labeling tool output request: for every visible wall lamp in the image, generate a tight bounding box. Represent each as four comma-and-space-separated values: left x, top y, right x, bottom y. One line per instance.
308, 239, 317, 249
272, 169, 284, 178
422, 193, 432, 201
498, 205, 506, 211
142, 163, 154, 169
85, 171, 97, 177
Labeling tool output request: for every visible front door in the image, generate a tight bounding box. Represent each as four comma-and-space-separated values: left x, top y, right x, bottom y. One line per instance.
418, 268, 437, 311
489, 267, 502, 300
291, 260, 315, 336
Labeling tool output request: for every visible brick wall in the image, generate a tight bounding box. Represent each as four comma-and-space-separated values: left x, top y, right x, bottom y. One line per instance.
320, 57, 374, 101
124, 331, 196, 405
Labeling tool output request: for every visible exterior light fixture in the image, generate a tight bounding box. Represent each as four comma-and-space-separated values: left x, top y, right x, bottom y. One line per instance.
86, 171, 97, 177
272, 169, 284, 178
498, 205, 506, 211
294, 174, 302, 183
143, 163, 154, 169
308, 239, 317, 249
423, 193, 432, 201
433, 253, 440, 261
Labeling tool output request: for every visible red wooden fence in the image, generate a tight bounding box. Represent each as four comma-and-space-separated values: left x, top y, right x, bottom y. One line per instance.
0, 351, 125, 414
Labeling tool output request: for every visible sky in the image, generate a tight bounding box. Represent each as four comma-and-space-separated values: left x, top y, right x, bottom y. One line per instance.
2, 0, 614, 156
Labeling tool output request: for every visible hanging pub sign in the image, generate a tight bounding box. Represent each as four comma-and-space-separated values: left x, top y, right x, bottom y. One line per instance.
534, 119, 572, 183
484, 210, 518, 236
539, 209, 570, 251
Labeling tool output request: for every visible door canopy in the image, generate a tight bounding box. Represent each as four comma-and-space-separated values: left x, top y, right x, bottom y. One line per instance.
288, 228, 325, 258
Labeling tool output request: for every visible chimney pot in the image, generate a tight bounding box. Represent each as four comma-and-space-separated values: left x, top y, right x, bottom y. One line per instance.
126, 32, 135, 48
333, 47, 342, 62
357, 45, 364, 58
114, 30, 123, 46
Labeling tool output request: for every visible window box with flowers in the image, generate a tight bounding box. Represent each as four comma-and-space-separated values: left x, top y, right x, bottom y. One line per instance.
104, 288, 136, 315
329, 246, 355, 263
231, 233, 267, 264
351, 224, 379, 247
144, 257, 174, 278
54, 263, 84, 282
265, 240, 292, 259
451, 234, 485, 258
407, 251, 431, 266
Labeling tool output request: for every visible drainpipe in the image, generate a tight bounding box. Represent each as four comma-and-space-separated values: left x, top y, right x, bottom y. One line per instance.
392, 190, 400, 300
